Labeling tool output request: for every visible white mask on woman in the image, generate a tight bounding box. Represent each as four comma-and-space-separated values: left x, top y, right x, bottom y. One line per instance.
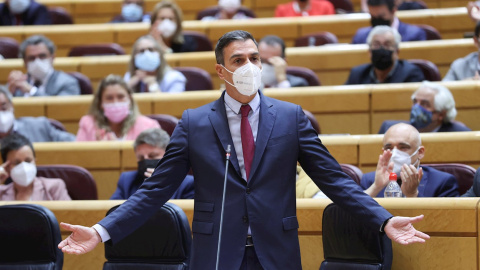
134, 50, 161, 72
10, 161, 37, 187
157, 19, 177, 39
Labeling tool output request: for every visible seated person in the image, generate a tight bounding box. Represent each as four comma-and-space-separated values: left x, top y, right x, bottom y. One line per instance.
361, 0, 426, 12
0, 0, 51, 25
462, 167, 480, 197
7, 35, 80, 97
258, 35, 309, 89
378, 81, 472, 133
149, 0, 197, 53
353, 0, 425, 44
0, 133, 71, 200
275, 0, 334, 17
110, 0, 150, 23
111, 128, 194, 199
345, 26, 424, 85
0, 85, 75, 142
201, 0, 252, 21
76, 74, 160, 141
124, 35, 186, 93
443, 21, 480, 81
361, 123, 459, 197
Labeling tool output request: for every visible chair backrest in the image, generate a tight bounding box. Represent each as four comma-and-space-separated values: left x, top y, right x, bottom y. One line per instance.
320, 203, 393, 270
416, 24, 442, 40
0, 37, 20, 59
48, 6, 74, 24
423, 163, 476, 196
174, 66, 214, 91
286, 66, 321, 86
196, 6, 256, 20
146, 114, 179, 136
36, 165, 98, 200
68, 43, 126, 57
294, 32, 339, 47
182, 31, 213, 52
303, 109, 321, 134
340, 164, 363, 185
409, 59, 441, 81
67, 71, 94, 94
0, 204, 63, 270
327, 0, 354, 13
103, 202, 192, 270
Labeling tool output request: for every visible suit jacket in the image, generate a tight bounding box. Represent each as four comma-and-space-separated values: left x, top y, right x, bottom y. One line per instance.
110, 171, 195, 200
13, 116, 76, 142
462, 167, 480, 197
378, 120, 472, 134
0, 177, 71, 200
13, 70, 80, 97
345, 60, 425, 85
98, 91, 392, 269
361, 166, 459, 197
443, 52, 478, 81
0, 1, 51, 26
287, 74, 309, 87
352, 21, 426, 44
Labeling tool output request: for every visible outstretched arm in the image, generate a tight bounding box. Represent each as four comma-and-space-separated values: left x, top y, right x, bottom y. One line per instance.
385, 215, 430, 245
58, 222, 102, 255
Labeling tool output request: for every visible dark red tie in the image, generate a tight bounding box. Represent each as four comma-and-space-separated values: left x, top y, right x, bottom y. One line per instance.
240, 105, 255, 180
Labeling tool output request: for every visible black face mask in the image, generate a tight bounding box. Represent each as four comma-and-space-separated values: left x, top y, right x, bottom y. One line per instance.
370, 16, 391, 27
136, 159, 161, 181
371, 48, 394, 70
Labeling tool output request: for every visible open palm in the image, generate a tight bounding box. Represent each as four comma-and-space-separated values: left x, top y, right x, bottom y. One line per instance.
385, 215, 430, 245
58, 222, 101, 255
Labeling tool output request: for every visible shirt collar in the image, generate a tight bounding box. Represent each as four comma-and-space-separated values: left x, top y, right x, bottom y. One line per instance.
224, 91, 260, 115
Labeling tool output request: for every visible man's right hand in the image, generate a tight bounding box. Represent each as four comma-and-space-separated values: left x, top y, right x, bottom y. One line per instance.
58, 222, 101, 255
7, 70, 32, 94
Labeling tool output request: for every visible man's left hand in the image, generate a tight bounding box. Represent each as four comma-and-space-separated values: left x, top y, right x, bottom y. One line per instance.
400, 164, 423, 197
268, 56, 288, 82
385, 215, 430, 245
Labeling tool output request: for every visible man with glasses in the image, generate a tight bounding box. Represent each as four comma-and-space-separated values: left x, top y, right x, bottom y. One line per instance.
345, 25, 424, 85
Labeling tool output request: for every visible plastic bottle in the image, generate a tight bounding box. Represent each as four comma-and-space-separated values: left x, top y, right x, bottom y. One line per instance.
384, 172, 402, 197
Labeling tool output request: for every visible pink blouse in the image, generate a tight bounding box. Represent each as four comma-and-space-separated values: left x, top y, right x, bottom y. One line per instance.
0, 177, 71, 201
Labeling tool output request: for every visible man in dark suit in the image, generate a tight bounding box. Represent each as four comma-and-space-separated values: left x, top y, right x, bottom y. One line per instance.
362, 123, 459, 198
58, 30, 429, 270
353, 0, 426, 44
346, 25, 424, 85
7, 35, 80, 97
110, 128, 194, 200
378, 81, 472, 134
462, 167, 480, 197
0, 0, 51, 25
258, 35, 309, 89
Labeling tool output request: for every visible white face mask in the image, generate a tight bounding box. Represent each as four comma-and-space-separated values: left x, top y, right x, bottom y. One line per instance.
27, 58, 53, 82
0, 110, 15, 133
9, 0, 30, 14
121, 3, 143, 22
218, 0, 241, 13
10, 161, 37, 187
157, 19, 177, 39
222, 62, 262, 96
389, 147, 420, 175
261, 63, 277, 87
134, 50, 161, 72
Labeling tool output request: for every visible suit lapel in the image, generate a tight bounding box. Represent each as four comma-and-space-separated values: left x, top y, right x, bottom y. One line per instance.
44, 71, 57, 96
208, 93, 242, 177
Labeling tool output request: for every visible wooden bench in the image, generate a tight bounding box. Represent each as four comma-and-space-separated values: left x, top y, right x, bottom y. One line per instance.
0, 198, 477, 269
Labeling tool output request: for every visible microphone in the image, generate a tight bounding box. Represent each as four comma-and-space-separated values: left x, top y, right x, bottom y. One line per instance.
216, 145, 231, 270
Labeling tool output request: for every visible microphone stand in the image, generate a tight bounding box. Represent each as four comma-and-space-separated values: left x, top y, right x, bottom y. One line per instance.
215, 145, 231, 270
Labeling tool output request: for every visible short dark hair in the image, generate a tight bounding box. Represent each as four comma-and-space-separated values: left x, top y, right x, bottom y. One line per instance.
367, 0, 395, 11
133, 128, 170, 151
259, 35, 286, 58
475, 21, 480, 37
19, 35, 56, 59
1, 134, 35, 162
214, 30, 258, 65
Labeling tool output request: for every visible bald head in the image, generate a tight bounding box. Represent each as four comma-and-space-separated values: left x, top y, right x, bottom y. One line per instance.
383, 123, 422, 152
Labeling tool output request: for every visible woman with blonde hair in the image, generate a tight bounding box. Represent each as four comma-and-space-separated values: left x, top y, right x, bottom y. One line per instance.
76, 74, 160, 141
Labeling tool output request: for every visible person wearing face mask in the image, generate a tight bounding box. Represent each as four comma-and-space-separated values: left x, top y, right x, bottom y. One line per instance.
124, 35, 186, 93
258, 35, 309, 89
110, 128, 194, 200
0, 85, 76, 143
148, 0, 197, 53
201, 0, 252, 21
0, 134, 71, 201
345, 26, 424, 85
59, 30, 431, 269
361, 123, 459, 198
0, 0, 51, 26
110, 0, 150, 23
275, 0, 334, 17
378, 81, 472, 134
76, 74, 160, 141
7, 35, 80, 97
352, 0, 426, 44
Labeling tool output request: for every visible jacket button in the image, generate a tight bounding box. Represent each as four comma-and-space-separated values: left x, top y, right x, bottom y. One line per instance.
246, 188, 251, 194
243, 216, 248, 223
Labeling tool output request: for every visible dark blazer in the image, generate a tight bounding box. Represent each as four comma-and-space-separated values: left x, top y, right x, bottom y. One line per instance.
345, 60, 425, 85
171, 34, 198, 53
462, 167, 480, 197
361, 166, 459, 197
14, 71, 80, 97
14, 116, 76, 142
98, 91, 392, 269
110, 171, 194, 200
352, 21, 426, 44
378, 120, 472, 134
0, 1, 51, 25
